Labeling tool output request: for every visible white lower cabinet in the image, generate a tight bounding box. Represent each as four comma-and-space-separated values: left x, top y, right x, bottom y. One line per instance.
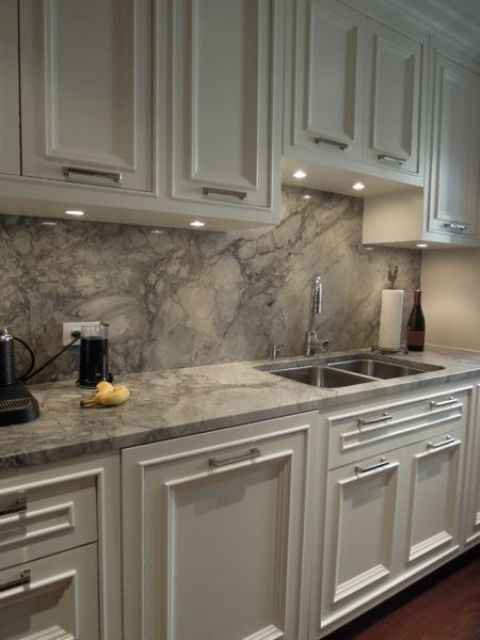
0, 452, 121, 640
0, 544, 99, 640
463, 382, 480, 547
312, 384, 474, 637
122, 412, 318, 640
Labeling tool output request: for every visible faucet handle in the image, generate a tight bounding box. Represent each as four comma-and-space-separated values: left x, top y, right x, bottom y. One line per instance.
270, 343, 285, 361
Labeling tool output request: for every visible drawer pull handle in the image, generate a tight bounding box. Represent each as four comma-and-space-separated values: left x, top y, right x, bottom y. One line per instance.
358, 412, 393, 426
313, 136, 348, 151
63, 166, 123, 185
202, 187, 247, 201
427, 435, 458, 450
444, 222, 468, 232
430, 396, 458, 408
356, 457, 390, 474
0, 569, 31, 593
0, 495, 27, 518
209, 447, 261, 468
377, 153, 406, 165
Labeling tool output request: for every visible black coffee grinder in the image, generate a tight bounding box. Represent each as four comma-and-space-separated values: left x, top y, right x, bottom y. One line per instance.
77, 323, 113, 388
0, 328, 40, 426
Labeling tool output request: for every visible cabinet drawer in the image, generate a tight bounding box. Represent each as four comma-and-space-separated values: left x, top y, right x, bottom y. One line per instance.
0, 473, 97, 571
0, 543, 99, 640
328, 386, 472, 468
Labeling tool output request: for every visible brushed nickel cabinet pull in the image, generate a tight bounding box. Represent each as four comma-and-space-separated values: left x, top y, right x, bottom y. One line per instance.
430, 396, 458, 408
0, 495, 27, 518
427, 435, 458, 450
444, 222, 468, 232
355, 457, 391, 474
209, 447, 261, 468
202, 187, 247, 201
377, 153, 406, 165
63, 166, 123, 185
0, 569, 31, 593
358, 411, 393, 426
313, 136, 348, 151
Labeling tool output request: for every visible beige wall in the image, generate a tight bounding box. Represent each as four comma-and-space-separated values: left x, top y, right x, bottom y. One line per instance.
421, 249, 480, 352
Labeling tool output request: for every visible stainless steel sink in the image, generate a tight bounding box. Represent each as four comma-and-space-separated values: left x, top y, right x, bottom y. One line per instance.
269, 365, 373, 388
262, 355, 444, 389
327, 358, 440, 379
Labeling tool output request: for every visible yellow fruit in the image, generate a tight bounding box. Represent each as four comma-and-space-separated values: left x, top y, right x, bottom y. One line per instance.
96, 381, 114, 395
80, 380, 130, 407
97, 384, 130, 406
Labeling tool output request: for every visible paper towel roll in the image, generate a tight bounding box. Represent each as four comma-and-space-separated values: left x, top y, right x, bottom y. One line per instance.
378, 289, 404, 350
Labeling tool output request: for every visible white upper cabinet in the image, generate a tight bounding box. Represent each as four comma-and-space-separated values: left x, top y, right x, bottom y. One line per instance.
288, 0, 365, 161
427, 51, 480, 239
170, 0, 281, 213
0, 1, 20, 176
19, 0, 153, 192
284, 0, 427, 192
363, 21, 423, 176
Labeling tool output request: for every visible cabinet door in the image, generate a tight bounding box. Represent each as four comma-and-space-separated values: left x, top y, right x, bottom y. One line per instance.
123, 414, 314, 640
19, 0, 153, 192
464, 385, 480, 546
321, 455, 400, 626
402, 431, 464, 569
428, 53, 480, 238
0, 0, 20, 176
292, 0, 365, 160
0, 544, 99, 640
363, 21, 423, 175
171, 0, 279, 209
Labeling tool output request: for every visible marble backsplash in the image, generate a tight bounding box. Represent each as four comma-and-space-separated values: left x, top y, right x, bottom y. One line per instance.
1, 186, 420, 383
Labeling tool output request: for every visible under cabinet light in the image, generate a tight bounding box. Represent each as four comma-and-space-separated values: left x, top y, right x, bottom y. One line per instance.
42, 221, 57, 226
64, 209, 85, 217
189, 220, 206, 228
352, 182, 365, 191
292, 169, 307, 180
416, 243, 428, 248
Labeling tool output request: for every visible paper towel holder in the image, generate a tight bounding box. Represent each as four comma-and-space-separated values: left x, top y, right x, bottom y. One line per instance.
371, 344, 409, 355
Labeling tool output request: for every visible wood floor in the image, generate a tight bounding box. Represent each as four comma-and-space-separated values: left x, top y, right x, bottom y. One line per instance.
324, 550, 480, 640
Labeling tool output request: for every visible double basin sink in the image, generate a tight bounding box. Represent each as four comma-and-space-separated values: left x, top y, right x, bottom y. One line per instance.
261, 355, 444, 389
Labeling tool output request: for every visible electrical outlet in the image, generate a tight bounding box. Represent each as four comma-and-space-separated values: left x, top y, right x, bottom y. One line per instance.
62, 321, 100, 346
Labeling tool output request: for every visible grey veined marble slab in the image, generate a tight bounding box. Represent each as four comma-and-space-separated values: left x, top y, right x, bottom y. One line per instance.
0, 348, 479, 470
0, 185, 420, 383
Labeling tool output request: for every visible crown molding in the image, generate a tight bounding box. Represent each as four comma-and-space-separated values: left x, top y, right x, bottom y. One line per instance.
382, 0, 480, 56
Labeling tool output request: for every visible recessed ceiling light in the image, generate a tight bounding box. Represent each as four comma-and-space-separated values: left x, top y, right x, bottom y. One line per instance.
292, 169, 307, 180
302, 193, 312, 200
416, 243, 428, 248
189, 220, 205, 228
352, 182, 365, 191
42, 221, 57, 226
64, 209, 84, 217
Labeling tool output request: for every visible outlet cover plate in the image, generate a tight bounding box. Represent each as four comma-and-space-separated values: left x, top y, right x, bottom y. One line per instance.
62, 321, 100, 346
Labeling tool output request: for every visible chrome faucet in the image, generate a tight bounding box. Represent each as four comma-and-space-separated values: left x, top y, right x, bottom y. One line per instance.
305, 275, 330, 356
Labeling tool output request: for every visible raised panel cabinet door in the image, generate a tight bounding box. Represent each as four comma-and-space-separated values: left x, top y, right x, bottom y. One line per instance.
363, 21, 423, 175
403, 431, 465, 568
171, 0, 279, 209
123, 415, 314, 640
321, 455, 400, 627
292, 0, 365, 160
19, 0, 153, 191
428, 54, 480, 238
464, 385, 480, 546
0, 544, 99, 640
0, 0, 20, 176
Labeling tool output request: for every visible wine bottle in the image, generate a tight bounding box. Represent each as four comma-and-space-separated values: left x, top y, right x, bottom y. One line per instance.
406, 289, 425, 352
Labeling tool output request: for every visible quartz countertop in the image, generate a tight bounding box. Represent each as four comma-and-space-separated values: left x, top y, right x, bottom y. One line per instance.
1, 348, 480, 470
